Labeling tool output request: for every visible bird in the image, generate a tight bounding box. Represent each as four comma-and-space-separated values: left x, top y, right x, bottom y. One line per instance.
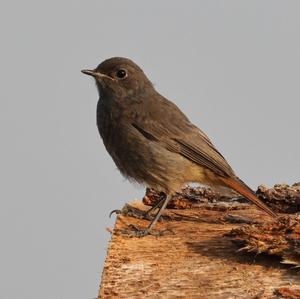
82, 57, 277, 236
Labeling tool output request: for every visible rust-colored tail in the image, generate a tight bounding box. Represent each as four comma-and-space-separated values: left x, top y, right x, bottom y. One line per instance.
219, 177, 278, 218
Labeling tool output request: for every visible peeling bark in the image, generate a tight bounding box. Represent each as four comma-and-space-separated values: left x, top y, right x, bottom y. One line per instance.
99, 184, 300, 298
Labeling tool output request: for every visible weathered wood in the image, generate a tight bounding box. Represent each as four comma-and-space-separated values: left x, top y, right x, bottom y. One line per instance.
99, 199, 300, 299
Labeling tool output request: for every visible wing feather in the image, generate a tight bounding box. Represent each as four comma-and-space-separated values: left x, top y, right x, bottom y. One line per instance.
131, 121, 234, 178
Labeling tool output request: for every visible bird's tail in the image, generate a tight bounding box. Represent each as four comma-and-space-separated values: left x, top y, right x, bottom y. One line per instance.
219, 176, 278, 218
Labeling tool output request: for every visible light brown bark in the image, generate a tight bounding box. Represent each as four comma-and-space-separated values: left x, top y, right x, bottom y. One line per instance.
99, 199, 300, 299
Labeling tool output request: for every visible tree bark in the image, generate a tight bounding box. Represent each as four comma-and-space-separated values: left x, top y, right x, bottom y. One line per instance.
99, 186, 300, 299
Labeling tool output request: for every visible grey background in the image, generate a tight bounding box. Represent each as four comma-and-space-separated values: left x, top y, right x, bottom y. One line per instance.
1, 1, 299, 298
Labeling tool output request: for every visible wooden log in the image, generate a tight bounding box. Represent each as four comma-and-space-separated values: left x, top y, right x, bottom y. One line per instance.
99, 187, 300, 299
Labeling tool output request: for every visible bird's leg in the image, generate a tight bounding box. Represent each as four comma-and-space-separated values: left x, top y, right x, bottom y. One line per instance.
144, 193, 167, 218
147, 193, 172, 231
123, 193, 174, 237
109, 193, 167, 221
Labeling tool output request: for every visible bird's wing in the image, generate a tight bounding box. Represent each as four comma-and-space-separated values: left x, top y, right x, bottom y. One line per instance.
131, 117, 235, 178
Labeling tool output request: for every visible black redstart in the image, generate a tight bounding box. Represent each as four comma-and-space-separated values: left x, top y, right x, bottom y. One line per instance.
82, 57, 277, 236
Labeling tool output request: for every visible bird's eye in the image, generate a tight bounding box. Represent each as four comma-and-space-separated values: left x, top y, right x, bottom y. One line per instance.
116, 69, 127, 79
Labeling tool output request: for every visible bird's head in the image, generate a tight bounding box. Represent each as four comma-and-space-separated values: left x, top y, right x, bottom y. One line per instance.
82, 57, 153, 99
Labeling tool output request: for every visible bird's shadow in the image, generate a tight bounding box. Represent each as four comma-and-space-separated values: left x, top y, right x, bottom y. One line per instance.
185, 235, 297, 272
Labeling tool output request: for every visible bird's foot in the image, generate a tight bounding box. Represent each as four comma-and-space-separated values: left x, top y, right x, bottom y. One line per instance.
109, 203, 155, 221
109, 195, 173, 237
115, 224, 173, 238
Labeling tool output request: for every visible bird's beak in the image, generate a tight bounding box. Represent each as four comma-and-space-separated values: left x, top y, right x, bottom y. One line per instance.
81, 69, 99, 78
81, 69, 116, 82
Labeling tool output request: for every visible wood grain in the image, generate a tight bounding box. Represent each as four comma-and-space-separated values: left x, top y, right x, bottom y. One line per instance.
99, 201, 300, 299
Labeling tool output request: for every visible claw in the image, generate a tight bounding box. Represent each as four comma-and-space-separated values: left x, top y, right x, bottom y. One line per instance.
114, 226, 174, 238
109, 209, 121, 218
113, 204, 154, 220
109, 203, 166, 221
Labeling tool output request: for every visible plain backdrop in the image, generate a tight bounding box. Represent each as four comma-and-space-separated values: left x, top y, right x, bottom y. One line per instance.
1, 1, 299, 298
